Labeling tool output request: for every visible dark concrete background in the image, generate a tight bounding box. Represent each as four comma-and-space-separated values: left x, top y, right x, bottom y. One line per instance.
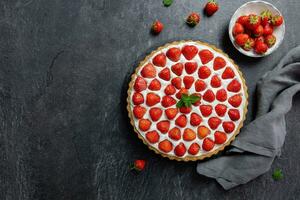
0, 0, 299, 199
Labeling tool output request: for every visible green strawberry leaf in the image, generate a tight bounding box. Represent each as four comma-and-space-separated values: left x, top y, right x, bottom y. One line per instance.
272, 169, 283, 181
163, 0, 173, 7
176, 100, 184, 108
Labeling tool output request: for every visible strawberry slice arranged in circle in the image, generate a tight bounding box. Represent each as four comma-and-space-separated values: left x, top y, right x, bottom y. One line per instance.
146, 93, 161, 106
183, 76, 195, 89
141, 63, 156, 78
171, 77, 182, 89
149, 107, 163, 121
185, 62, 198, 74
158, 139, 173, 153
214, 131, 227, 144
228, 94, 242, 107
210, 75, 221, 88
165, 108, 178, 120
202, 138, 215, 151
171, 63, 184, 76
133, 105, 147, 119
199, 49, 214, 64
195, 79, 207, 92
188, 143, 200, 155
213, 56, 226, 70
168, 127, 181, 140
174, 142, 186, 157
208, 117, 222, 130
182, 45, 198, 60
166, 47, 181, 62
175, 114, 187, 127
222, 121, 235, 133
146, 131, 160, 143
222, 67, 235, 79
215, 104, 227, 117
132, 92, 144, 105
227, 79, 241, 93
200, 105, 213, 117
134, 76, 147, 92
157, 120, 170, 133
216, 89, 227, 102
198, 66, 211, 79
183, 128, 196, 141
148, 78, 161, 91
161, 96, 176, 108
228, 109, 240, 121
190, 113, 202, 126
158, 68, 171, 81
153, 53, 166, 67
203, 89, 215, 102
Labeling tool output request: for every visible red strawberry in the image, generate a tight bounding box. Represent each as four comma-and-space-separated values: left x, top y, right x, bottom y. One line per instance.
203, 89, 215, 102
157, 120, 170, 133
185, 62, 198, 74
148, 79, 161, 91
199, 49, 214, 64
141, 63, 156, 78
261, 10, 272, 26
171, 77, 182, 89
132, 92, 144, 105
168, 127, 181, 140
214, 131, 227, 144
197, 126, 210, 139
133, 105, 147, 119
152, 53, 166, 67
229, 94, 242, 107
235, 33, 249, 46
210, 75, 221, 88
232, 23, 244, 36
171, 63, 184, 76
254, 41, 268, 54
174, 143, 186, 157
139, 119, 151, 131
183, 76, 195, 89
188, 143, 200, 155
164, 84, 176, 95
186, 12, 200, 27
175, 114, 187, 127
263, 23, 273, 35
182, 45, 198, 60
202, 138, 215, 151
265, 34, 276, 48
134, 76, 147, 92
204, 0, 219, 16
216, 89, 227, 102
190, 113, 202, 126
192, 93, 201, 106
133, 159, 146, 171
255, 35, 264, 43
271, 15, 283, 27
208, 117, 221, 130
198, 66, 211, 79
149, 107, 163, 121
243, 38, 255, 51
222, 121, 235, 133
200, 105, 213, 117
246, 14, 261, 30
161, 96, 176, 108
183, 128, 196, 141
228, 109, 240, 121
146, 93, 161, 106
146, 131, 160, 143
213, 57, 226, 70
176, 88, 188, 99
158, 68, 171, 81
158, 139, 173, 153
227, 79, 241, 93
151, 20, 164, 34
166, 47, 181, 62
165, 108, 178, 120
237, 15, 249, 26
179, 106, 192, 114
253, 25, 264, 37
222, 67, 235, 79
215, 104, 227, 117
195, 79, 207, 92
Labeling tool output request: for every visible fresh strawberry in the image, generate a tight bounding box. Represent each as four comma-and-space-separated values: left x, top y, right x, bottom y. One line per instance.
134, 76, 147, 92
213, 56, 226, 70
191, 93, 201, 106
216, 89, 227, 102
222, 67, 235, 79
175, 114, 187, 127
132, 159, 146, 171
195, 79, 207, 92
214, 131, 227, 144
228, 94, 242, 107
161, 96, 176, 108
202, 138, 215, 151
183, 76, 195, 89
228, 109, 240, 121
261, 10, 272, 26
171, 63, 184, 76
203, 89, 215, 102
182, 45, 198, 60
164, 84, 176, 95
151, 20, 164, 34
210, 75, 221, 88
146, 130, 160, 143
227, 79, 241, 93
263, 23, 273, 35
271, 15, 283, 27
158, 139, 173, 153
183, 128, 196, 141
141, 63, 156, 78
243, 38, 255, 51
176, 88, 188, 99
235, 33, 249, 46
254, 41, 268, 54
146, 93, 161, 106
255, 35, 264, 43
152, 53, 166, 67
200, 105, 213, 117
165, 108, 178, 120
198, 66, 211, 79
188, 143, 200, 155
186, 12, 200, 27
222, 121, 235, 133
204, 0, 219, 16
190, 113, 202, 126
166, 47, 181, 62
174, 143, 186, 157
253, 25, 264, 37
132, 92, 144, 105
208, 117, 221, 130
237, 15, 249, 26
157, 120, 170, 133
171, 77, 182, 89
133, 105, 147, 119
179, 106, 192, 114
265, 34, 276, 48
185, 62, 198, 74
158, 68, 171, 81
246, 14, 261, 30
197, 126, 210, 139
139, 119, 151, 131
199, 49, 214, 64
232, 23, 244, 36
149, 107, 163, 121
215, 104, 227, 117
168, 127, 181, 140
148, 79, 161, 91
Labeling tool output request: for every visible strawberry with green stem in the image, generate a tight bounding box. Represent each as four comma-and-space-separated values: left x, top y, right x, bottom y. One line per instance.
186, 12, 200, 27
131, 160, 146, 171
204, 0, 219, 16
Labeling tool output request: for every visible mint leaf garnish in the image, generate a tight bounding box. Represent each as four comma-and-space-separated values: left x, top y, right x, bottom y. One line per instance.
272, 169, 283, 181
163, 0, 173, 7
176, 94, 200, 108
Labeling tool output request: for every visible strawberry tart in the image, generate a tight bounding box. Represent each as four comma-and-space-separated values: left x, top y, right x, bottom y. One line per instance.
127, 40, 248, 161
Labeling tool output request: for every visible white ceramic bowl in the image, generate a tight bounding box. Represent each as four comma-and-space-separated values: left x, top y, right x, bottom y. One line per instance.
229, 1, 285, 57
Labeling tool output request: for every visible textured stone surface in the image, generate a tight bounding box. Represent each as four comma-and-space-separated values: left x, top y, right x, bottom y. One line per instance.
0, 0, 299, 199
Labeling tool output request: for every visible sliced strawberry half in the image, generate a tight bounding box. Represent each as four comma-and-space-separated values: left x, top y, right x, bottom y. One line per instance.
202, 138, 215, 151
157, 120, 170, 133
228, 94, 242, 107
203, 89, 215, 102
161, 96, 176, 108
214, 131, 227, 144
134, 76, 147, 92
146, 130, 160, 143
197, 125, 210, 139
222, 67, 235, 79
164, 84, 176, 95
175, 114, 187, 127
216, 89, 227, 102
227, 79, 241, 93
182, 45, 198, 60
166, 47, 181, 62
188, 143, 200, 155
185, 62, 198, 74
174, 142, 186, 157
195, 79, 207, 92
146, 93, 161, 106
168, 127, 181, 140
199, 49, 214, 64
228, 109, 240, 121
198, 66, 211, 79
222, 121, 235, 133
190, 112, 202, 126
165, 108, 178, 120
149, 107, 163, 121
183, 128, 196, 141
139, 119, 151, 131
210, 75, 221, 88
183, 76, 195, 89
132, 92, 144, 105
200, 105, 213, 117
152, 53, 166, 67
158, 139, 173, 153
158, 68, 171, 81
213, 56, 226, 70
208, 117, 222, 130
215, 104, 227, 117
133, 105, 147, 119
141, 63, 156, 78
171, 77, 182, 89
171, 63, 184, 76
148, 78, 161, 91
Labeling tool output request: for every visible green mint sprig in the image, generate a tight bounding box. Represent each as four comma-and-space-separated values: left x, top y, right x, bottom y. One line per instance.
176, 94, 200, 108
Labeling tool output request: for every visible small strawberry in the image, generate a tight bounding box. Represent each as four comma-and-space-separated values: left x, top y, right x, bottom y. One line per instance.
200, 105, 213, 117
198, 66, 211, 79
255, 35, 264, 43
157, 120, 170, 133
185, 62, 198, 74
263, 23, 273, 35
215, 104, 227, 117
254, 41, 268, 54
168, 127, 181, 140
213, 56, 226, 70
228, 94, 242, 107
132, 160, 146, 171
232, 23, 244, 36
176, 88, 188, 99
183, 76, 195, 89
134, 76, 147, 92
246, 14, 261, 30
190, 113, 202, 126
146, 93, 161, 106
243, 38, 255, 51
265, 34, 276, 48
221, 67, 235, 79
164, 84, 176, 95
146, 130, 160, 143
204, 0, 219, 16
203, 89, 215, 102
191, 93, 201, 106
214, 131, 227, 144
148, 79, 161, 91
228, 109, 240, 121
195, 79, 207, 92
237, 15, 249, 26
208, 117, 221, 130
175, 114, 187, 127
199, 49, 214, 64
174, 143, 187, 157
271, 15, 283, 27
202, 138, 215, 151
216, 89, 227, 102
149, 107, 163, 121
186, 12, 200, 27
165, 108, 178, 120
235, 33, 249, 46
171, 63, 184, 76
152, 53, 166, 67
182, 45, 198, 60
132, 92, 144, 105
141, 63, 156, 78
179, 106, 192, 114
171, 77, 182, 89
158, 68, 171, 81
261, 10, 272, 26
133, 105, 147, 119
227, 79, 241, 93
210, 75, 221, 88
151, 20, 164, 34
139, 119, 151, 131
183, 128, 196, 141
166, 47, 181, 62
188, 143, 200, 155
222, 121, 235, 133
197, 125, 210, 139
161, 96, 176, 108
158, 139, 173, 153
253, 25, 264, 37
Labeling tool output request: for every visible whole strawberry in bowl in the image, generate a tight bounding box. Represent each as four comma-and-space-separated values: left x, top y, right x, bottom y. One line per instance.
229, 1, 285, 57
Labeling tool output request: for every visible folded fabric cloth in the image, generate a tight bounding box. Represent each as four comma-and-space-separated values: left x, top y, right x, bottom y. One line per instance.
197, 46, 300, 190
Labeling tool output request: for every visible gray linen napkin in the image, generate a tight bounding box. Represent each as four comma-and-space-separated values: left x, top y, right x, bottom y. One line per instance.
197, 46, 300, 190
